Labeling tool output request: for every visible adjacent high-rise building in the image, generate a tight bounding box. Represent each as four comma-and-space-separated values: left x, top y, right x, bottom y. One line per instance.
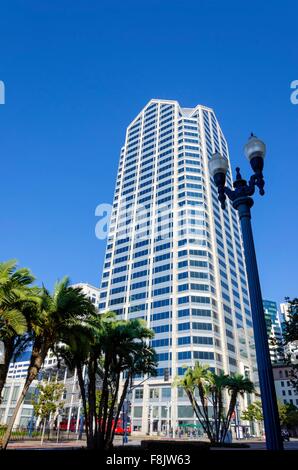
99, 99, 257, 434
262, 299, 284, 364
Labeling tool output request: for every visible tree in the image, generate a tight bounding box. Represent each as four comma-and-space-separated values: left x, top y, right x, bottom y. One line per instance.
241, 400, 263, 422
55, 312, 157, 450
283, 298, 298, 390
222, 374, 255, 441
0, 260, 38, 401
32, 382, 65, 445
176, 362, 254, 444
55, 312, 111, 448
278, 401, 298, 430
94, 317, 157, 450
1, 277, 97, 449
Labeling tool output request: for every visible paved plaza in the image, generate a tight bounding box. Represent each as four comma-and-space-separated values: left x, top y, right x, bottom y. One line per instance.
6, 436, 298, 451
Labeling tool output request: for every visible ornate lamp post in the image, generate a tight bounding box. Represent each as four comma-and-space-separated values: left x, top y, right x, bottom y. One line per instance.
208, 134, 283, 451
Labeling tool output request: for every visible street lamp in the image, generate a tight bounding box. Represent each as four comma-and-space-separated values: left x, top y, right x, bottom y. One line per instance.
208, 134, 283, 451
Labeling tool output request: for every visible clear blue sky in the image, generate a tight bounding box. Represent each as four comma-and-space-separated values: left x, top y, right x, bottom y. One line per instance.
0, 0, 297, 306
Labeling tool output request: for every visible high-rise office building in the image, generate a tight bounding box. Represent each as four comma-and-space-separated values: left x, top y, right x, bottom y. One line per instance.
262, 299, 284, 364
99, 99, 257, 434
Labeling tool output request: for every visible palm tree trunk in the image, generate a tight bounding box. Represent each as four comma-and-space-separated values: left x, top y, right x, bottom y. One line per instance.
198, 386, 214, 443
76, 362, 89, 446
1, 340, 47, 449
86, 358, 96, 448
221, 392, 237, 442
96, 353, 110, 449
1, 377, 31, 449
110, 375, 130, 444
98, 380, 110, 449
40, 419, 46, 446
104, 370, 121, 449
216, 391, 223, 443
186, 390, 210, 439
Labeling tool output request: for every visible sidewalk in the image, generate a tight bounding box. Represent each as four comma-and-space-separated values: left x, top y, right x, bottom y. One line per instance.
6, 437, 298, 450
7, 439, 86, 450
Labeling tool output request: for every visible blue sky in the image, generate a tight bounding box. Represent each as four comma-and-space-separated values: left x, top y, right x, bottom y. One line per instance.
0, 0, 297, 305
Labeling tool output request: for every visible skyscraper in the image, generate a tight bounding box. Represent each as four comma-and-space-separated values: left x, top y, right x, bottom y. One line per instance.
99, 99, 257, 434
262, 299, 284, 364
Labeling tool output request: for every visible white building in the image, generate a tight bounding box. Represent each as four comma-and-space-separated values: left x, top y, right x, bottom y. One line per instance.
98, 99, 257, 434
273, 364, 298, 407
71, 283, 100, 308
280, 302, 298, 364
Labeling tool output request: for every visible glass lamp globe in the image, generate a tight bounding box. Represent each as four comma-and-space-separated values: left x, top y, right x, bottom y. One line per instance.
244, 134, 266, 162
208, 152, 229, 177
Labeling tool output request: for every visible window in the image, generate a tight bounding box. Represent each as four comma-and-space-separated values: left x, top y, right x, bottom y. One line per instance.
24, 387, 36, 404
193, 351, 214, 360
162, 388, 171, 399
11, 386, 20, 404
2, 386, 10, 404
133, 406, 143, 418
178, 406, 194, 418
178, 351, 191, 360
178, 336, 191, 345
134, 389, 143, 400
19, 408, 33, 427
149, 388, 160, 399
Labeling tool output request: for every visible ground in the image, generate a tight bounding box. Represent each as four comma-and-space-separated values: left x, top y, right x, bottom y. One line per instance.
6, 436, 298, 450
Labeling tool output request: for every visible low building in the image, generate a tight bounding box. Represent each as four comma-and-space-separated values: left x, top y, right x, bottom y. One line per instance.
273, 364, 298, 407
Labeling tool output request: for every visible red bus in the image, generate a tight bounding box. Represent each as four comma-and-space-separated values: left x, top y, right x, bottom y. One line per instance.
59, 417, 131, 435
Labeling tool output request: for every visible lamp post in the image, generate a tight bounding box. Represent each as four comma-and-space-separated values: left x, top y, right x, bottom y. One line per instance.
208, 134, 283, 451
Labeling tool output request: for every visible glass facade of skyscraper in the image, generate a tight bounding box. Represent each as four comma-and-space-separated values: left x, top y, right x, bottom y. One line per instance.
98, 99, 257, 434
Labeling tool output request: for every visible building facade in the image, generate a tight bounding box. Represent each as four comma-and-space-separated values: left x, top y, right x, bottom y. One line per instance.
98, 99, 257, 434
273, 364, 298, 407
262, 299, 284, 364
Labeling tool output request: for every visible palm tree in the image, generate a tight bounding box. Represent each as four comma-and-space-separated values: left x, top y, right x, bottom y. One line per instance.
106, 338, 157, 449
207, 371, 229, 442
177, 363, 254, 444
56, 312, 113, 448
1, 277, 97, 449
176, 362, 215, 443
221, 373, 255, 442
95, 318, 157, 450
0, 260, 37, 401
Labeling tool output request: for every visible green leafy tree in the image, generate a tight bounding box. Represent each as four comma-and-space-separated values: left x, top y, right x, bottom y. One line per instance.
0, 260, 38, 401
94, 317, 157, 450
1, 278, 96, 449
278, 401, 298, 430
56, 312, 157, 450
176, 362, 254, 444
241, 400, 263, 423
32, 382, 65, 444
283, 298, 298, 390
222, 374, 255, 441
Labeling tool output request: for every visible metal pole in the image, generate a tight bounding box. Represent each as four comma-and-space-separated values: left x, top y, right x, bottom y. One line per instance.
122, 399, 128, 445
235, 200, 283, 450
